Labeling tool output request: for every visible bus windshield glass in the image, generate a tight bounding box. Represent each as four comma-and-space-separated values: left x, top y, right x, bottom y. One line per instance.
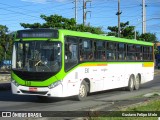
12, 41, 61, 72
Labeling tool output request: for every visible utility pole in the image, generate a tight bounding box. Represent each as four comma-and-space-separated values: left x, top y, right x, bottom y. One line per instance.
134, 26, 137, 40
116, 0, 122, 37
74, 0, 77, 23
142, 0, 146, 33
83, 0, 91, 26
83, 0, 85, 25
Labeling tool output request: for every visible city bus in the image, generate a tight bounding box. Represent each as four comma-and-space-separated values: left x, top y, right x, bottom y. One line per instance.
11, 29, 154, 100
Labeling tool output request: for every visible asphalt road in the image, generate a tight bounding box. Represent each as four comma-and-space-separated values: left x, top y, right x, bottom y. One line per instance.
0, 74, 160, 113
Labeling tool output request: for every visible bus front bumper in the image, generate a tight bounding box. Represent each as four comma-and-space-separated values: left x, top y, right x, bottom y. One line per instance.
11, 82, 64, 97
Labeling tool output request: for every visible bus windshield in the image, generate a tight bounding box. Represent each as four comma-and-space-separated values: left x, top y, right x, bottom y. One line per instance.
12, 41, 61, 72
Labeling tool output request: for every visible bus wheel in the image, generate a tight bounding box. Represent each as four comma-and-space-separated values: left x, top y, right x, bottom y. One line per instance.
76, 81, 88, 101
134, 74, 140, 90
127, 75, 134, 91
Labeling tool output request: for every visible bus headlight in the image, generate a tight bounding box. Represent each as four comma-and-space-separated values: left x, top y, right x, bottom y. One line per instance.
48, 80, 62, 89
11, 80, 19, 87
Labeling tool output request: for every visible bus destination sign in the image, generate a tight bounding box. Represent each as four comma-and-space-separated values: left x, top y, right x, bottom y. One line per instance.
16, 29, 59, 38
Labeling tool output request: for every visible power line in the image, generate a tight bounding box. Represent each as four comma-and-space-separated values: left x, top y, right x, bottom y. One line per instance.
0, 7, 39, 19
0, 1, 73, 16
0, 2, 42, 13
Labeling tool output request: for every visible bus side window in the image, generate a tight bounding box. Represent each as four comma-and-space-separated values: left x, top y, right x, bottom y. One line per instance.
101, 52, 106, 60
65, 37, 78, 71
65, 44, 72, 60
127, 44, 136, 61
79, 39, 93, 61
117, 43, 125, 61
79, 51, 84, 61
149, 46, 153, 61
135, 45, 143, 61
107, 42, 116, 61
94, 41, 106, 61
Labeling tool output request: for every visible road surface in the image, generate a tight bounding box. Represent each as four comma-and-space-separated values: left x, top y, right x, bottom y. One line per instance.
0, 74, 160, 120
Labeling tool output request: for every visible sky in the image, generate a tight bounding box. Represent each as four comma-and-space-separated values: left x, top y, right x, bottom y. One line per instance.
0, 0, 160, 40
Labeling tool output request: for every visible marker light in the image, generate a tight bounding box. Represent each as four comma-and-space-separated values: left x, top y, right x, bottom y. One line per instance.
11, 80, 19, 87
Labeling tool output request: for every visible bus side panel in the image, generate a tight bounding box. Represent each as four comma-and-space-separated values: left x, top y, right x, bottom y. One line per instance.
61, 62, 154, 97
141, 62, 154, 83
62, 65, 108, 96
103, 63, 154, 90
62, 69, 81, 97
104, 64, 126, 90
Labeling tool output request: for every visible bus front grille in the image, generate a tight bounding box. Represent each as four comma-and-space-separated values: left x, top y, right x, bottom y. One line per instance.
21, 90, 48, 95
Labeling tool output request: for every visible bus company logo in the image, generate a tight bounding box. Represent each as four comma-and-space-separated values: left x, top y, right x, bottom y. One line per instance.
2, 112, 11, 117
25, 81, 31, 86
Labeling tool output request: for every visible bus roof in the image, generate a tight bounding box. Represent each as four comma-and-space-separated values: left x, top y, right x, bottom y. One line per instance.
59, 29, 153, 46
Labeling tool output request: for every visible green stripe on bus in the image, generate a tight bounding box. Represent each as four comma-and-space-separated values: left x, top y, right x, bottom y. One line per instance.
59, 29, 153, 46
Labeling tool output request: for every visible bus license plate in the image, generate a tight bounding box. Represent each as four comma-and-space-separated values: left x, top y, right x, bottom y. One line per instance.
29, 87, 37, 92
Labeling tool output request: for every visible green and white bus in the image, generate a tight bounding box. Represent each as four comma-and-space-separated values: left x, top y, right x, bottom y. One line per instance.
11, 29, 154, 100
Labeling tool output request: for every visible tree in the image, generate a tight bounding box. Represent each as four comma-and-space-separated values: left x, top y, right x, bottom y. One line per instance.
20, 14, 104, 34
21, 14, 76, 29
139, 33, 158, 55
107, 21, 158, 43
107, 21, 135, 39
139, 33, 157, 43
0, 25, 13, 62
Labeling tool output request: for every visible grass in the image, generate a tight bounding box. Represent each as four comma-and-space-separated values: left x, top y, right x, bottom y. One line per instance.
87, 98, 160, 120
124, 99, 160, 111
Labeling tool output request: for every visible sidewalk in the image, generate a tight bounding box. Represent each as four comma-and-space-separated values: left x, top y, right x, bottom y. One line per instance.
0, 71, 11, 90
0, 73, 10, 83
154, 68, 160, 75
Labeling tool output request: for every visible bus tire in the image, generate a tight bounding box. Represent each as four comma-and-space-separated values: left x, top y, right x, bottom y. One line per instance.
76, 81, 88, 101
134, 74, 140, 90
127, 75, 134, 91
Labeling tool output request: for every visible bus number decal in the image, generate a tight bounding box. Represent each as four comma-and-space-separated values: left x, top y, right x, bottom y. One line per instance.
25, 81, 31, 86
85, 68, 89, 73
